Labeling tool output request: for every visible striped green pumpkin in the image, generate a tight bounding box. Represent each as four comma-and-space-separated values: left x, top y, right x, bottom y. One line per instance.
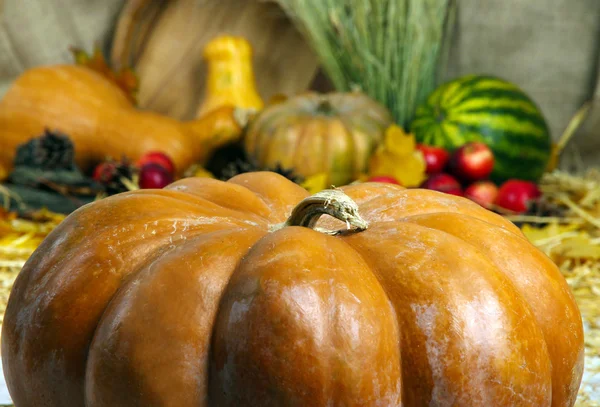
409, 75, 551, 182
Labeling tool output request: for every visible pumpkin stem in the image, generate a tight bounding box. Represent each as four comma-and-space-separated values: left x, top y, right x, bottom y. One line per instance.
272, 189, 368, 236
316, 99, 336, 116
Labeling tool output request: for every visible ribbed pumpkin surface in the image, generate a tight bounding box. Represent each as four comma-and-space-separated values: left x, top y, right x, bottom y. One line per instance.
410, 75, 552, 182
244, 92, 393, 186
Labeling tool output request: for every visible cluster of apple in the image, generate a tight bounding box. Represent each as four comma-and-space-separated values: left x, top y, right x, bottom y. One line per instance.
369, 142, 542, 214
92, 151, 175, 190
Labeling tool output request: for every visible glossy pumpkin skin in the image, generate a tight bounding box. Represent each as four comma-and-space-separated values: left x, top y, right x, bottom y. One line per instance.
2, 172, 584, 406
0, 65, 244, 179
245, 92, 393, 186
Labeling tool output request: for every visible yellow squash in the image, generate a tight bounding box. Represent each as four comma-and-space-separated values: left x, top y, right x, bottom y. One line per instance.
196, 36, 264, 118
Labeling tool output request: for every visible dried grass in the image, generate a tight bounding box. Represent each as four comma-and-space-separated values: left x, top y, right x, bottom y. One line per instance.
0, 208, 65, 327
275, 0, 457, 127
519, 169, 600, 406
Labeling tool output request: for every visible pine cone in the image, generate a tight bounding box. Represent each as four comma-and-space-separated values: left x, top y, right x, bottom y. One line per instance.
14, 129, 76, 170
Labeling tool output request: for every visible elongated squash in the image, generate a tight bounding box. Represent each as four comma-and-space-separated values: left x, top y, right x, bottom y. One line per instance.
0, 65, 247, 179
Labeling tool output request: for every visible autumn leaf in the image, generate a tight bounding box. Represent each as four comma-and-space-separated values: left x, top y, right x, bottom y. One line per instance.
521, 223, 580, 245
367, 125, 426, 187
555, 236, 600, 260
70, 45, 139, 105
301, 172, 329, 194
192, 166, 215, 179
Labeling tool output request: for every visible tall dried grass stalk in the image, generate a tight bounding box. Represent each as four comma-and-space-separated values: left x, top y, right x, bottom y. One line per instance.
276, 0, 457, 127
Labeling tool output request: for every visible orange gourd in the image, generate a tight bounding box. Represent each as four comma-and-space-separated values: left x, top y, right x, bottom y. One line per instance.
0, 65, 247, 179
244, 92, 393, 186
196, 36, 264, 117
2, 172, 584, 406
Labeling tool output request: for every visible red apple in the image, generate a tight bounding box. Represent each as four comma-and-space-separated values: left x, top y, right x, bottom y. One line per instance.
416, 144, 450, 174
465, 181, 499, 208
137, 151, 175, 175
139, 163, 174, 189
420, 173, 463, 196
367, 175, 402, 185
495, 179, 541, 213
448, 142, 494, 182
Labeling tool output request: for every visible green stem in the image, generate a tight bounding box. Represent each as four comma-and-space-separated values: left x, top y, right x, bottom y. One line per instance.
316, 99, 336, 116
272, 189, 368, 235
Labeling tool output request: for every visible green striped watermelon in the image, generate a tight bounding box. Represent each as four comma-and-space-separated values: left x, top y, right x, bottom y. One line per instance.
409, 75, 551, 183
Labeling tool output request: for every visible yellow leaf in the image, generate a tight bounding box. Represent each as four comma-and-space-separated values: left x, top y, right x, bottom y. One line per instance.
521, 223, 580, 244
383, 125, 416, 156
557, 236, 600, 260
367, 125, 426, 187
193, 167, 215, 179
301, 172, 329, 194
183, 164, 215, 179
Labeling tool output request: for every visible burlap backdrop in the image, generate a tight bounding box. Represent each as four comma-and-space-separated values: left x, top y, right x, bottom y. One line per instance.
1, 0, 599, 168
444, 0, 600, 169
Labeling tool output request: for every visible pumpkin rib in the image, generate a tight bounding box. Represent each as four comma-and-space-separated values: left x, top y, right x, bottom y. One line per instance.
1, 189, 265, 406
227, 172, 310, 223
332, 183, 522, 237
119, 188, 269, 227
339, 182, 407, 205
336, 112, 376, 179
334, 114, 355, 177
166, 177, 273, 221
343, 221, 553, 406
85, 227, 267, 406
354, 188, 523, 236
403, 212, 585, 407
209, 226, 403, 406
248, 106, 284, 164
22, 190, 261, 295
321, 119, 332, 181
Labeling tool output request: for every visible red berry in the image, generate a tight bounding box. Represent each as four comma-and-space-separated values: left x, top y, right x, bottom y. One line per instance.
367, 175, 402, 185
495, 179, 541, 213
416, 144, 450, 174
421, 173, 463, 196
465, 181, 499, 208
92, 162, 117, 184
137, 151, 175, 175
449, 142, 494, 182
139, 163, 174, 189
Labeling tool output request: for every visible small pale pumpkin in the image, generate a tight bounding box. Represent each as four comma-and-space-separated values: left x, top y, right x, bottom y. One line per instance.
2, 172, 584, 406
244, 92, 393, 186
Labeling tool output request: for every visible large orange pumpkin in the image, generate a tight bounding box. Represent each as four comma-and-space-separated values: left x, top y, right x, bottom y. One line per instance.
2, 172, 584, 406
244, 92, 393, 186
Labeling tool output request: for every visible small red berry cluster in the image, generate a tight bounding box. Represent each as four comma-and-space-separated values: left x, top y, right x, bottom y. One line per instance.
92, 151, 175, 190
368, 142, 541, 214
